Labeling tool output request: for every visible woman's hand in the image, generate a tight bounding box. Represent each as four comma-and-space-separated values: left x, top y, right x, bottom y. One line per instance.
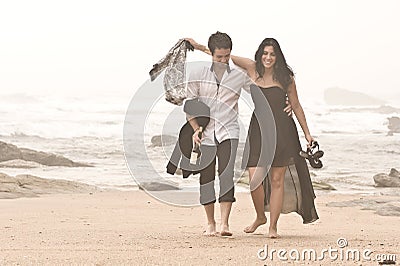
305, 134, 315, 148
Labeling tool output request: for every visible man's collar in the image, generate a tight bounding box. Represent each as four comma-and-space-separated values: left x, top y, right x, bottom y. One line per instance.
210, 62, 231, 73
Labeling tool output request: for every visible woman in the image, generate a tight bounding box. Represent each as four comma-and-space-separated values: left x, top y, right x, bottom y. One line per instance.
187, 37, 319, 238
234, 38, 319, 238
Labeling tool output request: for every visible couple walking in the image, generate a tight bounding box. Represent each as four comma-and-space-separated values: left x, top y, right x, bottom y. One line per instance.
184, 32, 318, 238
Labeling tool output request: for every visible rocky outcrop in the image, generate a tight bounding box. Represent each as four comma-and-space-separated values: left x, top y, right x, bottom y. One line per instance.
324, 87, 385, 106
0, 141, 92, 167
387, 117, 400, 135
373, 168, 400, 187
0, 159, 41, 169
0, 172, 99, 199
150, 135, 177, 147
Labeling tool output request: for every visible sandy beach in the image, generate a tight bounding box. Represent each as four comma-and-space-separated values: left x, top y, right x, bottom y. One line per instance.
0, 190, 398, 265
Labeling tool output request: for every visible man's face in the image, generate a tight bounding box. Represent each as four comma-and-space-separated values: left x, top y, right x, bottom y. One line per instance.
212, 48, 231, 65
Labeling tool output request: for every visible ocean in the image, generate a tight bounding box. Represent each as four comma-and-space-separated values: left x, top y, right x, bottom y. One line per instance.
0, 87, 399, 198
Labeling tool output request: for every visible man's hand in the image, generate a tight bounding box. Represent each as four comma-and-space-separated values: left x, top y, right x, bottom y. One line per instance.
284, 99, 293, 117
192, 128, 202, 145
185, 38, 210, 55
185, 38, 203, 51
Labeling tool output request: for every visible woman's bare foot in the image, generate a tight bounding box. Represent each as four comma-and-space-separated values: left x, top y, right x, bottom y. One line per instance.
203, 223, 217, 236
220, 224, 232, 237
244, 216, 267, 233
267, 227, 280, 238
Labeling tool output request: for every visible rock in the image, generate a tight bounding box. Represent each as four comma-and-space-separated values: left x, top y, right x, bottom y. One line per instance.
389, 168, 400, 178
375, 203, 400, 217
324, 87, 385, 106
327, 198, 400, 217
150, 135, 177, 147
327, 201, 357, 208
0, 141, 22, 162
377, 105, 400, 114
19, 148, 90, 167
0, 172, 99, 199
0, 159, 42, 169
387, 117, 400, 134
0, 141, 92, 167
312, 181, 336, 190
327, 199, 389, 208
373, 168, 400, 187
138, 182, 180, 191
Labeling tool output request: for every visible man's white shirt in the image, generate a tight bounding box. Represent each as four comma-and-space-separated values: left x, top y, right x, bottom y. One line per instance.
186, 62, 252, 146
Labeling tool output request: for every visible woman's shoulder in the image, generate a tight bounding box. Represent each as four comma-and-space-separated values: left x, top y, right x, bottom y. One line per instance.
248, 68, 259, 81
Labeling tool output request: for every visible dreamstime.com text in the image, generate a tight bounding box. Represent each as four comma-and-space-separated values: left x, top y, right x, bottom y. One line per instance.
257, 238, 397, 263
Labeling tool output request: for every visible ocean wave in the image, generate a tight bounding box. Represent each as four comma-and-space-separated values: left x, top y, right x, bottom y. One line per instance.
321, 130, 358, 134
0, 93, 42, 104
329, 105, 400, 114
385, 150, 400, 155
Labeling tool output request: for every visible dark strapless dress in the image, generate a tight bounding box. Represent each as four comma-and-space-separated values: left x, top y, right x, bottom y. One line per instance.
242, 84, 319, 224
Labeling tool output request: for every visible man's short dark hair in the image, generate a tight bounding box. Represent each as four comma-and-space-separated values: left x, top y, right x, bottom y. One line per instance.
208, 31, 232, 55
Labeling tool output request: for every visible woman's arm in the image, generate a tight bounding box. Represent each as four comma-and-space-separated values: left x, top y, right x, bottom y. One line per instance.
185, 38, 256, 74
287, 78, 314, 145
230, 55, 255, 73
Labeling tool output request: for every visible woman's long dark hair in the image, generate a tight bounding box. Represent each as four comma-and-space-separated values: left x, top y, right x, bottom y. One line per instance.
254, 38, 294, 91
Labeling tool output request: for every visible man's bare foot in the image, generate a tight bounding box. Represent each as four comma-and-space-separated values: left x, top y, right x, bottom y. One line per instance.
244, 216, 267, 233
220, 224, 232, 237
267, 227, 280, 238
203, 223, 217, 236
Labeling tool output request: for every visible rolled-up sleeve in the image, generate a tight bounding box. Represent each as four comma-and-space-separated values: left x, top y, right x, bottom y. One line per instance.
242, 74, 253, 94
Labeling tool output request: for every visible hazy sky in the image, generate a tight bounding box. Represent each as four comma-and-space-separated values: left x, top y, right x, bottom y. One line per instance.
1, 0, 399, 102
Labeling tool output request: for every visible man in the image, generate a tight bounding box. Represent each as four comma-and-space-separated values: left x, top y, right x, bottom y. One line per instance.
186, 32, 290, 236
185, 32, 251, 236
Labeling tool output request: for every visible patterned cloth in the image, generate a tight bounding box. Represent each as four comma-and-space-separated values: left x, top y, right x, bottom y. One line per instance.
149, 39, 194, 105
